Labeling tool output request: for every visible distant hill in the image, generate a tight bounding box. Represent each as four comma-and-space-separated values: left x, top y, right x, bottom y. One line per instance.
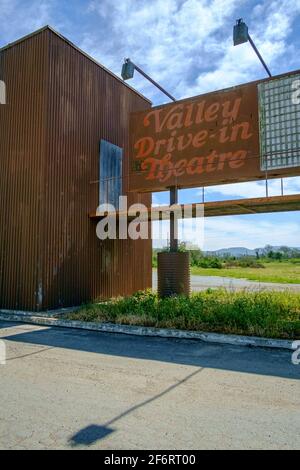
206, 247, 255, 257
205, 246, 300, 258
154, 245, 300, 258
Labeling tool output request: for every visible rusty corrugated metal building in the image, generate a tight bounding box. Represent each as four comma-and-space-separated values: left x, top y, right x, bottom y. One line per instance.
0, 26, 152, 311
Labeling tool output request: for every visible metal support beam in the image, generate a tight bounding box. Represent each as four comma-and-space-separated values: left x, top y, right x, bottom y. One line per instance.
133, 62, 176, 102
90, 194, 300, 221
248, 34, 272, 78
170, 186, 178, 252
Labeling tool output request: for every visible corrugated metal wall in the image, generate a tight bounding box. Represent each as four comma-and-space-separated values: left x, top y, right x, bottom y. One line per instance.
0, 32, 48, 310
0, 28, 152, 311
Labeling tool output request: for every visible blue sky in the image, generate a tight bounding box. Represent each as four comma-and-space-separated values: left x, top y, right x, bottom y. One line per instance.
1, 0, 300, 250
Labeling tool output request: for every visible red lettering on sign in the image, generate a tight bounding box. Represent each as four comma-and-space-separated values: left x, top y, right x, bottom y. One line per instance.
131, 85, 259, 191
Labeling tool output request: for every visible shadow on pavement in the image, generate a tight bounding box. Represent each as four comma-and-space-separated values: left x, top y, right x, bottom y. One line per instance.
1, 321, 299, 380
0, 321, 22, 329
69, 368, 204, 447
70, 424, 114, 446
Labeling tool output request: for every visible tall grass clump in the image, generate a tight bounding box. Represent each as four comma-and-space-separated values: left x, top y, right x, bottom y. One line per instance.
64, 289, 300, 340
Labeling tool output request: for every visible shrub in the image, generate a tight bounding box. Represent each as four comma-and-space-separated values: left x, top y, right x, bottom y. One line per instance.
224, 257, 264, 269
192, 256, 223, 269
64, 289, 300, 340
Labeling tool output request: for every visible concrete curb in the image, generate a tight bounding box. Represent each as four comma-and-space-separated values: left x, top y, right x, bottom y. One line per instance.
0, 307, 80, 317
0, 312, 295, 351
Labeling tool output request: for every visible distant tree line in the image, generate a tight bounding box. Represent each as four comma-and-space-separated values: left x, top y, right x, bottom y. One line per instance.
258, 245, 300, 260
152, 244, 300, 269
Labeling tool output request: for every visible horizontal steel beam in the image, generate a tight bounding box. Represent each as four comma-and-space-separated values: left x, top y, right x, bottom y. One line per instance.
90, 194, 300, 221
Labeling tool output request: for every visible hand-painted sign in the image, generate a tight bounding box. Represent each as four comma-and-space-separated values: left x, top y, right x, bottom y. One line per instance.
129, 71, 300, 192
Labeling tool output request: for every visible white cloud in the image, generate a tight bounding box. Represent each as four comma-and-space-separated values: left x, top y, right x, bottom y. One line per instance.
153, 176, 300, 250
198, 177, 300, 200
1, 0, 299, 251
0, 0, 53, 42
184, 0, 300, 95
203, 214, 300, 250
152, 217, 205, 249
83, 0, 246, 102
152, 210, 300, 250
2, 1, 300, 102
84, 0, 300, 102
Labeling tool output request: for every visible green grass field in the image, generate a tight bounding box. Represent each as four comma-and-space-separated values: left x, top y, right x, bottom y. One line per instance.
190, 260, 300, 284
64, 289, 300, 339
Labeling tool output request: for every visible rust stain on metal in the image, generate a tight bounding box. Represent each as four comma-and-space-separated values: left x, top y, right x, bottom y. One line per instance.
129, 72, 300, 192
157, 252, 190, 297
0, 27, 152, 311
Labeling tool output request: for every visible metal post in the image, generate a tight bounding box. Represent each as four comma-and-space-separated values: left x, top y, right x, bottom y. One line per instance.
131, 62, 176, 102
265, 162, 269, 197
248, 34, 272, 78
170, 186, 178, 252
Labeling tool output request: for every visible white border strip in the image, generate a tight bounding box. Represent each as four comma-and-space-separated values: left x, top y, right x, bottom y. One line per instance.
0, 312, 294, 351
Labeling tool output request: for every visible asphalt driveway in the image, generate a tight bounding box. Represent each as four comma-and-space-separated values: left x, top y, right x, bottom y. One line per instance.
152, 271, 300, 292
0, 321, 299, 450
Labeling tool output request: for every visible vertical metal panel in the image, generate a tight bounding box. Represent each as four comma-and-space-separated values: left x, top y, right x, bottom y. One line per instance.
99, 140, 123, 209
42, 29, 151, 309
0, 31, 48, 310
0, 81, 6, 105
0, 28, 152, 311
157, 252, 190, 297
0, 53, 5, 104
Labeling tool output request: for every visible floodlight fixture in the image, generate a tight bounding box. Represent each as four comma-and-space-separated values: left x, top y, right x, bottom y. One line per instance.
233, 19, 272, 78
